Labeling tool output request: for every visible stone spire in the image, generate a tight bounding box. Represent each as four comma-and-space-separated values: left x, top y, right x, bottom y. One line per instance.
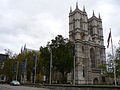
76, 1, 78, 9
99, 13, 101, 19
83, 5, 86, 12
70, 6, 72, 13
92, 10, 95, 16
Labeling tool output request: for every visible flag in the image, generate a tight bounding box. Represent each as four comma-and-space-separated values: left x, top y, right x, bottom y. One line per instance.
33, 56, 37, 71
22, 59, 27, 72
107, 30, 111, 48
14, 62, 18, 72
33, 56, 37, 66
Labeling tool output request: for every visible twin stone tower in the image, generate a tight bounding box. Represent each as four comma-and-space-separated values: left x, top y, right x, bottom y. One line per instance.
68, 3, 106, 84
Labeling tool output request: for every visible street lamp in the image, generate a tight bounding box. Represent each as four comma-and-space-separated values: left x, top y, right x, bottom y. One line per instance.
16, 62, 19, 81
73, 42, 76, 85
48, 44, 52, 84
33, 56, 37, 84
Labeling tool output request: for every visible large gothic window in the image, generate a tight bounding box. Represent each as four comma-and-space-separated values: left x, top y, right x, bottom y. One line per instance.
80, 18, 83, 29
83, 66, 85, 77
90, 48, 95, 68
82, 46, 84, 53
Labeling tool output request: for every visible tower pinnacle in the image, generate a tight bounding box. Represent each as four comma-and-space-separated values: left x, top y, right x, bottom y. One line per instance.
93, 10, 95, 16
99, 13, 101, 19
83, 5, 86, 12
70, 6, 72, 13
76, 1, 78, 9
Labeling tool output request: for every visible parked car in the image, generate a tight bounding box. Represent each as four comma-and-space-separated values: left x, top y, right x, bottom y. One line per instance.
10, 80, 20, 86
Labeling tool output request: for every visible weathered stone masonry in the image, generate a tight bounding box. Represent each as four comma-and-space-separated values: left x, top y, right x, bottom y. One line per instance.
68, 3, 106, 84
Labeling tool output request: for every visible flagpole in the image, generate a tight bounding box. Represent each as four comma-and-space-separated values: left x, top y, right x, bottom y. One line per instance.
110, 28, 117, 86
16, 62, 19, 81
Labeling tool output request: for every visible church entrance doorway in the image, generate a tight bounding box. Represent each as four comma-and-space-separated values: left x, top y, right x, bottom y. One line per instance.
93, 78, 98, 84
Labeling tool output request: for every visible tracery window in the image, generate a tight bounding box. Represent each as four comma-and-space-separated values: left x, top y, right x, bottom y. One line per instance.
80, 18, 83, 29
89, 25, 93, 36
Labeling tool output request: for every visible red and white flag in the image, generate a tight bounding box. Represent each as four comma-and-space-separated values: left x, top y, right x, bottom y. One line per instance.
107, 30, 111, 48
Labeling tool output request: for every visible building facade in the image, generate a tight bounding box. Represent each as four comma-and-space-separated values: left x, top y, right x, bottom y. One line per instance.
0, 54, 8, 83
68, 3, 106, 84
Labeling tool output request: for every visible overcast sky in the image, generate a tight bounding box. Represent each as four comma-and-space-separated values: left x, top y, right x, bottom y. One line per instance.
0, 0, 120, 54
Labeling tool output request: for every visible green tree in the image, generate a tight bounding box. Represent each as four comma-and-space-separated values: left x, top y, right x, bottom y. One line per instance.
40, 46, 50, 83
16, 51, 42, 82
3, 58, 15, 82
3, 35, 74, 84
2, 49, 16, 82
3, 50, 43, 83
40, 35, 73, 83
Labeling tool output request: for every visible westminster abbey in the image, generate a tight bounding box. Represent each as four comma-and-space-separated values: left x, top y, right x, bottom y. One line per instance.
68, 2, 106, 84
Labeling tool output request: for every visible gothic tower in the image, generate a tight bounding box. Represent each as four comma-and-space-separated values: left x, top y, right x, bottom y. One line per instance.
68, 3, 106, 84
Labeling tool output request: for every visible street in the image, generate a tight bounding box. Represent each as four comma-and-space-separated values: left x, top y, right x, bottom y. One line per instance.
0, 84, 49, 90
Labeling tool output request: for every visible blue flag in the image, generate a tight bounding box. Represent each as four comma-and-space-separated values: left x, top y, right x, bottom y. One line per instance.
14, 62, 18, 72
33, 56, 37, 66
33, 56, 37, 71
22, 60, 27, 72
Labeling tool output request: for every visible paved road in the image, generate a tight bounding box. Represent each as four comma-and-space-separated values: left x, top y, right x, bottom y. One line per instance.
0, 84, 50, 90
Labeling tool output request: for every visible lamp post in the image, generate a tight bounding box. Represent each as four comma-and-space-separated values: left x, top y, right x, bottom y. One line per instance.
73, 55, 75, 85
73, 42, 76, 85
33, 56, 37, 84
16, 62, 19, 81
48, 44, 52, 84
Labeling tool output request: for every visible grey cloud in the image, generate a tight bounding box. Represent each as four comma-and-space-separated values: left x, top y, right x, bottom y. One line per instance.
0, 0, 120, 53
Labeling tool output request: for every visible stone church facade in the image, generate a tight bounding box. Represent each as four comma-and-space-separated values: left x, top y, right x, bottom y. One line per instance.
68, 3, 106, 84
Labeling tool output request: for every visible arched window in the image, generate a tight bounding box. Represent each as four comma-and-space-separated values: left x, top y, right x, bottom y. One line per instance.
80, 18, 83, 29
83, 66, 85, 77
89, 25, 93, 36
82, 46, 84, 53
90, 48, 95, 68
